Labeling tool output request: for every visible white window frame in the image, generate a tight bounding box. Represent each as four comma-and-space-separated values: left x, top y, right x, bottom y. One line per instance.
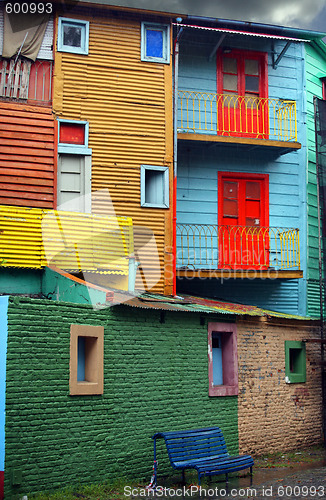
57, 119, 92, 213
140, 165, 169, 208
58, 18, 89, 55
141, 22, 170, 64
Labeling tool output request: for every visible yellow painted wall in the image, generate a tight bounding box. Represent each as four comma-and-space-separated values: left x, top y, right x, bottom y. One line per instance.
53, 8, 174, 295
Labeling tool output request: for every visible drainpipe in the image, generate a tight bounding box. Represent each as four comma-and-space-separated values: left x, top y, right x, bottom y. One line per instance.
172, 22, 182, 296
314, 96, 325, 445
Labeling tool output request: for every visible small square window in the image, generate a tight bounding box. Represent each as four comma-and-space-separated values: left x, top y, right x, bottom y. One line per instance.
208, 322, 238, 397
70, 324, 104, 395
58, 18, 89, 55
141, 165, 169, 208
58, 119, 91, 155
285, 341, 306, 383
141, 22, 170, 64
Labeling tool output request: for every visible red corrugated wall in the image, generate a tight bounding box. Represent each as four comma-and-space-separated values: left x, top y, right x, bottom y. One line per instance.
0, 102, 55, 208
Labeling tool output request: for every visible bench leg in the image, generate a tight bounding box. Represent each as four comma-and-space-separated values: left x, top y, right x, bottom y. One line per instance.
182, 469, 185, 486
225, 472, 228, 486
197, 471, 201, 486
250, 466, 253, 486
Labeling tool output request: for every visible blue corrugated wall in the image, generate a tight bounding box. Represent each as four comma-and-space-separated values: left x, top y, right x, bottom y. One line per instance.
177, 36, 307, 316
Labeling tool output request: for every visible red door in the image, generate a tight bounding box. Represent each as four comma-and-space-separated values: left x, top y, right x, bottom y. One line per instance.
217, 50, 268, 138
218, 173, 269, 269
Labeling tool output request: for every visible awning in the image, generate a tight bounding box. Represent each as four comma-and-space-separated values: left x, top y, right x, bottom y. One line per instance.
172, 23, 308, 43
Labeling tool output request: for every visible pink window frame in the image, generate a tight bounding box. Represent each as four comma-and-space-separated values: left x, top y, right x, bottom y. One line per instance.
208, 322, 238, 396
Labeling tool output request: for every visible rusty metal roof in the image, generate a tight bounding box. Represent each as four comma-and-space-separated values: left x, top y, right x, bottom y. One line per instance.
115, 291, 312, 320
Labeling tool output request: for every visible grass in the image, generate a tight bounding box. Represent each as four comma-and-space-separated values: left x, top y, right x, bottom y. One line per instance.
28, 445, 326, 500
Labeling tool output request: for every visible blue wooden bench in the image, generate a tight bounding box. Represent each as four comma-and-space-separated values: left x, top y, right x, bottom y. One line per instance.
152, 427, 254, 486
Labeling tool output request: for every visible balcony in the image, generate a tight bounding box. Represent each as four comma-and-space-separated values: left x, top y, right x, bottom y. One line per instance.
0, 59, 52, 104
177, 91, 301, 152
176, 224, 302, 279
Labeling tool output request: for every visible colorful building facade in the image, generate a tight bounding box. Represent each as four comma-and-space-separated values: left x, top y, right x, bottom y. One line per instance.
1, 292, 322, 498
0, 1, 326, 498
174, 18, 325, 317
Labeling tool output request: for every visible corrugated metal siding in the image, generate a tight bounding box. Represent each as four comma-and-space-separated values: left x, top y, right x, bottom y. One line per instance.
0, 102, 55, 208
37, 17, 53, 60
0, 206, 44, 268
305, 43, 326, 315
53, 14, 173, 294
0, 205, 133, 274
0, 1, 3, 56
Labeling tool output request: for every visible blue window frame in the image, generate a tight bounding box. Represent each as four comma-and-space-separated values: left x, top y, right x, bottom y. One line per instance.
141, 22, 170, 64
58, 18, 89, 55
141, 165, 169, 208
57, 119, 91, 155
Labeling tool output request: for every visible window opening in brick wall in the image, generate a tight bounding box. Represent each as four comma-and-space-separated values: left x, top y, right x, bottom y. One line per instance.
208, 322, 238, 396
285, 341, 306, 383
70, 324, 104, 395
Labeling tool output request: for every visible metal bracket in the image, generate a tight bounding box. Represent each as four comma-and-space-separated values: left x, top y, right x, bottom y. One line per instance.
272, 40, 292, 69
208, 33, 226, 61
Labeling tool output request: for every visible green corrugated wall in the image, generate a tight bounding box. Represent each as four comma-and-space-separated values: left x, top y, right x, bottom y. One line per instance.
305, 41, 326, 318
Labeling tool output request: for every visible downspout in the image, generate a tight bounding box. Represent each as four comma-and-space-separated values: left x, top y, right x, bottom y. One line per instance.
172, 22, 183, 296
314, 96, 325, 445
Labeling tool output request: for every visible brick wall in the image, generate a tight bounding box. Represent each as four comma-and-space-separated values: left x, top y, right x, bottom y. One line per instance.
5, 297, 238, 497
237, 318, 322, 455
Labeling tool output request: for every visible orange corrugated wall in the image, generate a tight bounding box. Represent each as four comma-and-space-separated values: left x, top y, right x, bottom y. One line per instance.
0, 102, 55, 208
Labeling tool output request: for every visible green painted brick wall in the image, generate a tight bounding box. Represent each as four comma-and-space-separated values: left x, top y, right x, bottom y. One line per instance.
5, 297, 238, 498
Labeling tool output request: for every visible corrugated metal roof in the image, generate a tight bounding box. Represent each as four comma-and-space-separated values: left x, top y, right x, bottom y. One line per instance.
173, 23, 307, 42
113, 291, 312, 320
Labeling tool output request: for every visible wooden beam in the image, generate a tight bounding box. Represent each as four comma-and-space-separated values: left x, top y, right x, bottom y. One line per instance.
177, 132, 302, 150
176, 269, 303, 279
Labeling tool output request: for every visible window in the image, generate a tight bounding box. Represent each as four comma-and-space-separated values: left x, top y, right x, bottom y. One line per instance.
141, 22, 170, 64
321, 78, 326, 100
208, 322, 238, 396
57, 120, 92, 212
58, 120, 91, 153
218, 172, 269, 269
141, 165, 169, 208
58, 18, 89, 55
70, 324, 104, 395
285, 341, 306, 383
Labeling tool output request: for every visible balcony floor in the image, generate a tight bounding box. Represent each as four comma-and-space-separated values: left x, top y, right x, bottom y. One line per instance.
176, 268, 303, 279
177, 132, 301, 154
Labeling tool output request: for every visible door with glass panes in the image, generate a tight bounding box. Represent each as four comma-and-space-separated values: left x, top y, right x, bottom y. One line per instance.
217, 50, 268, 138
218, 172, 269, 269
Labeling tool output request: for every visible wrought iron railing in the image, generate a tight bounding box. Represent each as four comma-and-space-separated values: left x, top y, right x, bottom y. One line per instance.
178, 91, 297, 142
0, 59, 52, 102
176, 224, 300, 270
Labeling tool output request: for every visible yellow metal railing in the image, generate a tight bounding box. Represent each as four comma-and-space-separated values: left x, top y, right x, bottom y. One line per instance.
0, 205, 133, 275
176, 224, 300, 270
178, 91, 297, 141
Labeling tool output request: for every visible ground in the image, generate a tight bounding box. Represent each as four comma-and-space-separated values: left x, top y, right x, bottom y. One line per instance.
28, 445, 326, 500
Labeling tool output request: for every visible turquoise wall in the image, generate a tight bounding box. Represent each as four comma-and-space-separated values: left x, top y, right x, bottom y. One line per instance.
177, 36, 307, 315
